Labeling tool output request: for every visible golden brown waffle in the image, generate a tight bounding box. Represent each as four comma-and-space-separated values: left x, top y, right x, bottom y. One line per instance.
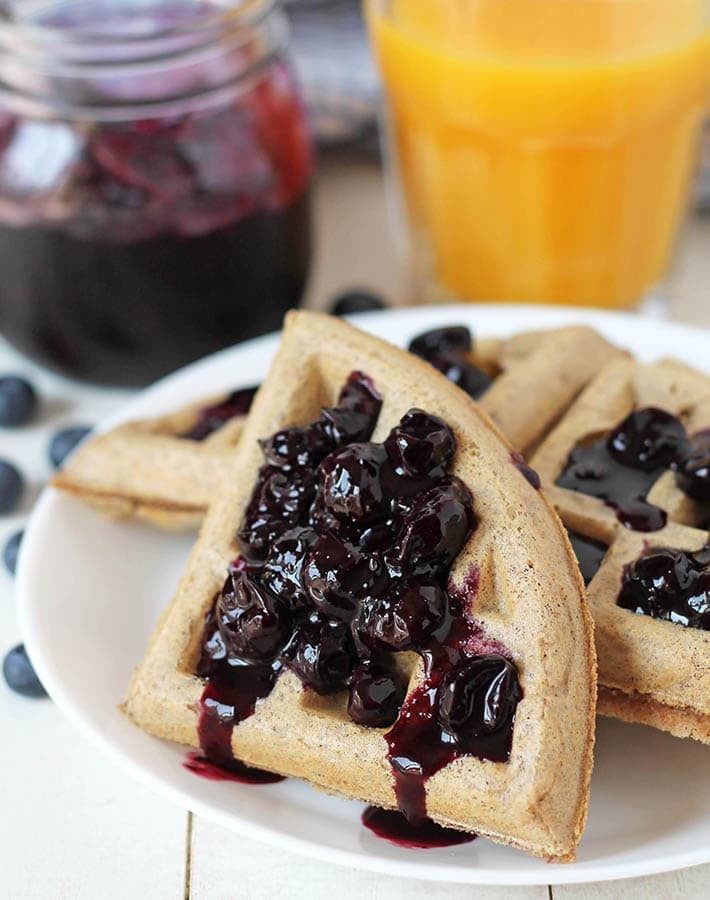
51, 393, 251, 530
123, 311, 596, 862
53, 323, 621, 530
531, 357, 710, 742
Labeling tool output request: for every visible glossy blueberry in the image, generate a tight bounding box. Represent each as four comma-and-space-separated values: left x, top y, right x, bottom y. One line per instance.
429, 354, 493, 400
216, 570, 291, 662
330, 290, 386, 317
238, 467, 316, 559
304, 534, 385, 621
319, 443, 389, 524
320, 372, 382, 446
3, 529, 23, 576
408, 326, 472, 360
438, 655, 521, 740
0, 460, 23, 514
261, 526, 317, 610
3, 644, 47, 698
282, 615, 355, 694
182, 385, 258, 441
618, 546, 710, 629
0, 376, 37, 426
347, 660, 406, 728
387, 477, 474, 579
385, 409, 455, 478
356, 578, 449, 651
607, 408, 687, 472
260, 422, 332, 471
677, 432, 710, 502
49, 425, 92, 468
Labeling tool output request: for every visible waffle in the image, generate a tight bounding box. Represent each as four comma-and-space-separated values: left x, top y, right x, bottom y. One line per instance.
53, 323, 620, 529
51, 390, 254, 530
531, 357, 710, 742
123, 311, 596, 862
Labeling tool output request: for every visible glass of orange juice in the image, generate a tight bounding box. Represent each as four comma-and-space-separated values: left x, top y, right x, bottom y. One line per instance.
366, 0, 710, 308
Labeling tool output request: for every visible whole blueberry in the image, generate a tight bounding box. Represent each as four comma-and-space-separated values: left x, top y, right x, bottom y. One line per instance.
216, 569, 291, 663
408, 326, 472, 360
49, 425, 92, 469
387, 476, 475, 579
304, 534, 385, 622
438, 655, 521, 740
330, 290, 386, 317
356, 578, 449, 651
3, 529, 23, 575
0, 376, 37, 426
0, 460, 23, 514
319, 442, 389, 524
385, 409, 456, 478
677, 433, 710, 502
282, 614, 356, 694
607, 408, 687, 472
347, 660, 406, 728
3, 644, 47, 698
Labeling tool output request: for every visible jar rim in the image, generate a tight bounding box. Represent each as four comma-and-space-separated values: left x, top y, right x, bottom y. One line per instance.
1, 1, 277, 48
0, 0, 289, 120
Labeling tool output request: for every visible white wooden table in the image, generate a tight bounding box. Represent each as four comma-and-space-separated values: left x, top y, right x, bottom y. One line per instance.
1, 157, 709, 898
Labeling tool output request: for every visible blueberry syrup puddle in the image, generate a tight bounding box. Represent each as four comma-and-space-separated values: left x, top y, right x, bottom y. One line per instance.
556, 408, 710, 531
361, 807, 476, 849
566, 530, 608, 586
182, 385, 259, 441
618, 544, 710, 630
191, 370, 522, 839
408, 326, 493, 401
184, 752, 285, 784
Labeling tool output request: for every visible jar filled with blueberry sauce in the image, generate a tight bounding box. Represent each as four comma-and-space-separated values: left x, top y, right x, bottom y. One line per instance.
0, 0, 313, 385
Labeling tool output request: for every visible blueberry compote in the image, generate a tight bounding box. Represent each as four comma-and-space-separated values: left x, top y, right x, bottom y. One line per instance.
618, 545, 710, 630
196, 371, 522, 834
556, 409, 710, 531
181, 385, 259, 441
0, 2, 312, 386
566, 530, 607, 586
408, 326, 493, 400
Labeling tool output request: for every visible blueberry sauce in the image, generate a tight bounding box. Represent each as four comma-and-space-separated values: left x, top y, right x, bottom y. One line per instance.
566, 530, 608, 586
408, 326, 493, 401
618, 545, 710, 630
0, 61, 312, 386
182, 386, 259, 441
361, 806, 476, 849
184, 751, 286, 784
556, 408, 710, 531
511, 451, 541, 490
195, 372, 522, 832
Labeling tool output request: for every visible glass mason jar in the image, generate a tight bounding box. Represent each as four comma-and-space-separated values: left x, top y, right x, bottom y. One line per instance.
0, 0, 313, 386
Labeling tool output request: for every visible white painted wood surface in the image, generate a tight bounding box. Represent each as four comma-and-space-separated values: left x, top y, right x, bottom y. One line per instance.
1, 160, 709, 899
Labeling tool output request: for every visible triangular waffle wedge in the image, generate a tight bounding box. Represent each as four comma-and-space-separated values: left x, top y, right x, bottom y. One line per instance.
531, 357, 710, 742
53, 323, 621, 530
123, 311, 596, 862
51, 388, 257, 530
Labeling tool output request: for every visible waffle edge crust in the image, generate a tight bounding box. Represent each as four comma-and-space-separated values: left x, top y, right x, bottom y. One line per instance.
122, 311, 597, 863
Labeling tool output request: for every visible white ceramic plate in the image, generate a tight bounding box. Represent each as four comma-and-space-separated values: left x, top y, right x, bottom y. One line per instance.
18, 305, 710, 885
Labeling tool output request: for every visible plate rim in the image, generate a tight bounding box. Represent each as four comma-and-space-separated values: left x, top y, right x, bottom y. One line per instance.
17, 304, 710, 886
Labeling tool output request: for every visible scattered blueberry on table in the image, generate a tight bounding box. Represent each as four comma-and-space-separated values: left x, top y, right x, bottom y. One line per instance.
3, 529, 23, 576
0, 375, 38, 427
0, 459, 23, 514
2, 644, 47, 698
49, 425, 92, 469
330, 290, 386, 317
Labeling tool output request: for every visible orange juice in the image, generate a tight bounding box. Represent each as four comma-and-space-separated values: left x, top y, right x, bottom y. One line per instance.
367, 0, 710, 307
